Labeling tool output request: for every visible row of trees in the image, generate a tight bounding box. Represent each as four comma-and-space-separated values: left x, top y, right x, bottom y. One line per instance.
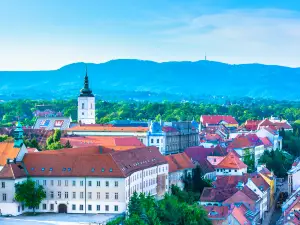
2, 99, 300, 126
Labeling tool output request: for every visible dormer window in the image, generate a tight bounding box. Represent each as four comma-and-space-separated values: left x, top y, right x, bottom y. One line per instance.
91, 168, 95, 172
41, 168, 45, 171
31, 167, 35, 171
68, 168, 71, 172
102, 168, 105, 172
109, 168, 113, 172
62, 168, 66, 171
49, 168, 53, 171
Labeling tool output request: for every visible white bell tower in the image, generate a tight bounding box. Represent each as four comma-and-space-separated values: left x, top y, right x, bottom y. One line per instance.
78, 67, 95, 124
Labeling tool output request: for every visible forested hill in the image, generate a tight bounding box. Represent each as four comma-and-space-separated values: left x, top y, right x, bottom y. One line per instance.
1, 59, 300, 101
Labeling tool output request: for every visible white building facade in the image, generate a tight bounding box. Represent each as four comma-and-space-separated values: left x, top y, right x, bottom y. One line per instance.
0, 146, 169, 216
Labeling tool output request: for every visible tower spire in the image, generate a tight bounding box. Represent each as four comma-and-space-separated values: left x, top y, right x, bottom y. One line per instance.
79, 65, 94, 97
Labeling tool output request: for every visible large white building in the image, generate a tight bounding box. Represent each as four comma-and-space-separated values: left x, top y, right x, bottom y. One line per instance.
0, 146, 169, 216
78, 69, 96, 125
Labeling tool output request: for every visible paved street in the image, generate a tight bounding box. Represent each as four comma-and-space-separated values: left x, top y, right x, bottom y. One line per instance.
262, 180, 287, 225
0, 213, 117, 225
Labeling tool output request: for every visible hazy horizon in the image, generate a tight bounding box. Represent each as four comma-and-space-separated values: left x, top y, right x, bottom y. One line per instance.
1, 0, 300, 70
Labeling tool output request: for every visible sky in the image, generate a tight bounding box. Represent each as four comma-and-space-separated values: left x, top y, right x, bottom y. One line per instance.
1, 0, 300, 70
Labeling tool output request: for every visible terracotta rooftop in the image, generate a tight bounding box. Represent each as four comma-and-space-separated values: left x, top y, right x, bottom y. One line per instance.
249, 173, 270, 192
231, 205, 251, 225
224, 189, 257, 211
0, 163, 27, 179
0, 142, 20, 166
201, 115, 238, 125
259, 137, 273, 147
215, 152, 247, 169
61, 136, 145, 148
244, 120, 261, 131
228, 135, 253, 149
213, 175, 249, 189
0, 146, 167, 179
203, 205, 230, 219
165, 152, 194, 173
200, 187, 238, 202
67, 126, 148, 132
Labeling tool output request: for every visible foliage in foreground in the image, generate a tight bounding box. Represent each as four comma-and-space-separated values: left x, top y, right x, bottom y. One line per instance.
259, 150, 293, 177
112, 191, 212, 225
14, 178, 46, 213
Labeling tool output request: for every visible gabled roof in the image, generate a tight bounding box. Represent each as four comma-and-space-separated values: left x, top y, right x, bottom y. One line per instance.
185, 146, 227, 174
213, 175, 249, 189
228, 136, 253, 149
261, 127, 278, 135
231, 205, 251, 225
215, 152, 247, 169
0, 163, 27, 179
244, 120, 261, 131
224, 189, 257, 211
200, 187, 238, 202
259, 137, 273, 147
203, 205, 230, 219
258, 119, 274, 127
61, 136, 145, 148
201, 115, 238, 125
0, 146, 167, 179
0, 142, 20, 166
165, 152, 194, 173
245, 133, 263, 146
273, 121, 292, 130
67, 125, 148, 132
249, 173, 270, 192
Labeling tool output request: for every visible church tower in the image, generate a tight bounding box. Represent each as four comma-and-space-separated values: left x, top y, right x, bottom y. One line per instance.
78, 67, 95, 124
13, 121, 24, 148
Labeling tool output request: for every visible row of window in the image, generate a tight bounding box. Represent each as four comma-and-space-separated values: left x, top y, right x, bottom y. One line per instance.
216, 169, 238, 173
49, 191, 119, 200
127, 166, 168, 185
33, 203, 118, 212
36, 180, 119, 187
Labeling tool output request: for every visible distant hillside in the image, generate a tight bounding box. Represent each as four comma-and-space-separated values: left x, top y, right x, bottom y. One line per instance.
0, 59, 299, 101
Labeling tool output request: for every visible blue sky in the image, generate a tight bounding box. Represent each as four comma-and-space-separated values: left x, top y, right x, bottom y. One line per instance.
1, 0, 300, 70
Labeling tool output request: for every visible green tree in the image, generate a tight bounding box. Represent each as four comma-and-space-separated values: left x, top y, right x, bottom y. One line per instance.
53, 130, 61, 142
243, 148, 255, 173
14, 178, 46, 213
128, 191, 142, 216
64, 140, 72, 148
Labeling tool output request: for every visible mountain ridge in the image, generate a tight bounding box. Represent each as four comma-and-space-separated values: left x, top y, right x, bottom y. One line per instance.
0, 59, 299, 101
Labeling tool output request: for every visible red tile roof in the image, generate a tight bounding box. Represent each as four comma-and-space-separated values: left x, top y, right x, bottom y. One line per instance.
215, 152, 247, 169
224, 189, 257, 211
201, 115, 238, 126
245, 133, 263, 146
213, 175, 249, 189
200, 187, 238, 202
0, 142, 20, 166
231, 205, 251, 225
0, 163, 27, 179
67, 126, 148, 132
228, 136, 252, 149
249, 173, 270, 192
0, 146, 167, 179
259, 137, 273, 147
204, 205, 230, 219
61, 136, 145, 148
165, 152, 194, 173
273, 121, 292, 130
185, 145, 227, 174
258, 119, 274, 127
244, 120, 261, 131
